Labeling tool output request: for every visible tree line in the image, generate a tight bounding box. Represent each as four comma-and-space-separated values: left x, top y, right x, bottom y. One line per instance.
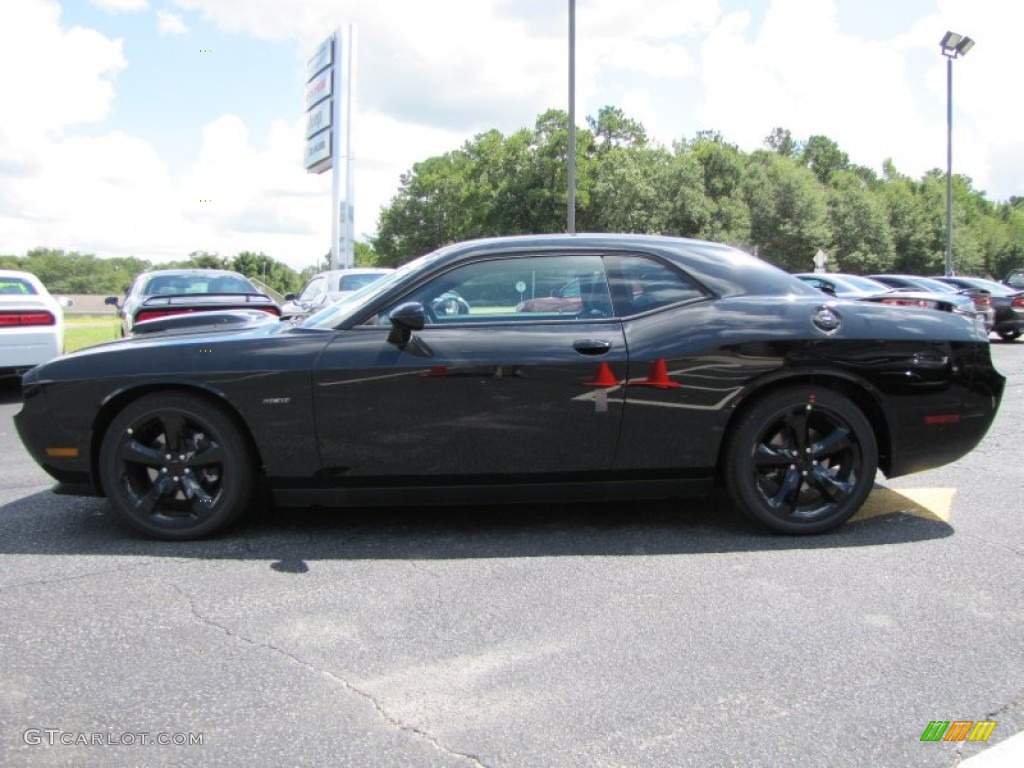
0, 244, 378, 297
5, 105, 1022, 290
372, 107, 1024, 278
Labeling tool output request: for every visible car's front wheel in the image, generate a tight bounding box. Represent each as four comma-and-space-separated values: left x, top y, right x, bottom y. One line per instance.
99, 393, 255, 540
997, 329, 1021, 342
724, 386, 878, 534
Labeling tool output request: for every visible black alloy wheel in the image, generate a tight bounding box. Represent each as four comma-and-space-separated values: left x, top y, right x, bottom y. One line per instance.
725, 386, 878, 534
99, 393, 255, 540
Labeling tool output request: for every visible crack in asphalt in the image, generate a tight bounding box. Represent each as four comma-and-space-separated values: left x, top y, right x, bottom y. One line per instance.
985, 697, 1024, 719
946, 698, 1024, 767
167, 582, 490, 768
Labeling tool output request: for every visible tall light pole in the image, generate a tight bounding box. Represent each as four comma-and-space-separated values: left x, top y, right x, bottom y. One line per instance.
567, 0, 576, 234
940, 31, 974, 276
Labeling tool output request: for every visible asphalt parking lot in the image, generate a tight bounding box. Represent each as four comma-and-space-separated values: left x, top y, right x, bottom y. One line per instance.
1, 344, 1021, 767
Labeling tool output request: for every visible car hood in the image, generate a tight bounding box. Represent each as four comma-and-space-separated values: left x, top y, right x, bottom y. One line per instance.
23, 310, 302, 385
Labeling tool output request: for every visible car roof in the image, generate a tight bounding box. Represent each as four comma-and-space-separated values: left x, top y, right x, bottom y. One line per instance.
137, 268, 250, 278
424, 233, 813, 299
309, 268, 395, 279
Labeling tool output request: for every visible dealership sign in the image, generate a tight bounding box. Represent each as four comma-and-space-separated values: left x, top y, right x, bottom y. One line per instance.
304, 34, 335, 174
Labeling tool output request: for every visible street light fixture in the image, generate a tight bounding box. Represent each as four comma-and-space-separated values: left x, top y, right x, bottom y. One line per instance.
567, 0, 576, 234
940, 31, 974, 276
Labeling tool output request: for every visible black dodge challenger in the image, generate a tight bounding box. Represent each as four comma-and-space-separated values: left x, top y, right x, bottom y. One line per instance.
15, 234, 1005, 540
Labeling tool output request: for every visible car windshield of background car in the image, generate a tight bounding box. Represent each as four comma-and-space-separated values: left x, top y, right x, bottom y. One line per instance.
0, 277, 36, 295
966, 278, 1015, 296
338, 273, 387, 292
843, 275, 891, 292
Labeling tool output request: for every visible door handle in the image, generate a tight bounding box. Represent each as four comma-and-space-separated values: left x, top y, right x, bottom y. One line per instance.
573, 339, 612, 356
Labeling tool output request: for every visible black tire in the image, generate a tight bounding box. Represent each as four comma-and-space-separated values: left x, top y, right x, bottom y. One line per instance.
99, 393, 255, 540
724, 386, 877, 535
997, 329, 1021, 342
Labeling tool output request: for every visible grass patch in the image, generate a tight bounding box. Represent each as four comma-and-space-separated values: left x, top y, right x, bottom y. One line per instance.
64, 318, 121, 353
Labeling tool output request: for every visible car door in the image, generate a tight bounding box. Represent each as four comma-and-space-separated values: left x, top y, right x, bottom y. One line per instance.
311, 252, 627, 483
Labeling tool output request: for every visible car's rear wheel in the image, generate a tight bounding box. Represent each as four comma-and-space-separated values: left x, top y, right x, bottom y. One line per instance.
725, 386, 877, 534
997, 329, 1021, 342
99, 393, 255, 540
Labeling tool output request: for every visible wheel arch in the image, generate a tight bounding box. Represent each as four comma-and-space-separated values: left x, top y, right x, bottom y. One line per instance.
716, 372, 892, 482
89, 383, 265, 496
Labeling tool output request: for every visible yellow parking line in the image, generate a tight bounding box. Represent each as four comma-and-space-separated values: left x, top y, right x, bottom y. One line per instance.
850, 487, 956, 523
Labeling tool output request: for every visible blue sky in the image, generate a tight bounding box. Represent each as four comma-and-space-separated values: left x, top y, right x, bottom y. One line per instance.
1, 0, 1019, 272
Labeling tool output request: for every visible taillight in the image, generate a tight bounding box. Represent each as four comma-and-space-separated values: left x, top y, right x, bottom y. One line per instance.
136, 309, 194, 323
0, 310, 56, 326
1012, 297, 1024, 309
974, 296, 992, 309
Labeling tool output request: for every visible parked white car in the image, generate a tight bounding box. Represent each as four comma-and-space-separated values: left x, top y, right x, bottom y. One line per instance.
281, 268, 395, 318
0, 269, 68, 377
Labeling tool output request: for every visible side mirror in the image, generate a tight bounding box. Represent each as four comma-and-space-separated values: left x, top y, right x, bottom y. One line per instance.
387, 301, 426, 346
104, 296, 120, 308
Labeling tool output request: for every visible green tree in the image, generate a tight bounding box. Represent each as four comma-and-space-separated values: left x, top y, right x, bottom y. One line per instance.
686, 134, 749, 243
764, 127, 799, 157
744, 151, 830, 271
800, 135, 849, 185
826, 171, 894, 273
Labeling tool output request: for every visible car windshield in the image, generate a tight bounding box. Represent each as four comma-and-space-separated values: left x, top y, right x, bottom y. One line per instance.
0, 277, 37, 295
841, 275, 890, 292
337, 272, 388, 292
143, 275, 255, 295
960, 277, 1016, 296
908, 277, 957, 293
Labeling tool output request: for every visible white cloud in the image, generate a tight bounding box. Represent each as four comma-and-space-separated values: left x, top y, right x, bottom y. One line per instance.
156, 9, 188, 35
2, 0, 1022, 275
692, 0, 1024, 200
90, 0, 148, 11
0, 0, 126, 142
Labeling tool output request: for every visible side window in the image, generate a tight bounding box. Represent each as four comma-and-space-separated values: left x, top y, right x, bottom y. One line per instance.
605, 255, 705, 315
377, 254, 611, 325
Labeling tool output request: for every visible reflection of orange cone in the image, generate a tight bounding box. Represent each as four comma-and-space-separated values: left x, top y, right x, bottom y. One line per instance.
633, 357, 681, 388
420, 365, 450, 378
584, 361, 619, 387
